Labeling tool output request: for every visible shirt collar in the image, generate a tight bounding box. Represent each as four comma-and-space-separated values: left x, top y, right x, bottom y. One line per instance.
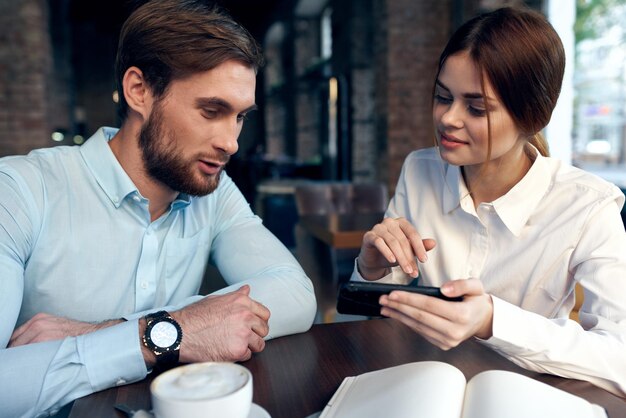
79, 127, 143, 208
172, 193, 193, 209
80, 127, 193, 211
492, 152, 551, 236
441, 147, 552, 236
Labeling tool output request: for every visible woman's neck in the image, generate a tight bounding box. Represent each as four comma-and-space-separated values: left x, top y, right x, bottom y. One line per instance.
462, 143, 534, 207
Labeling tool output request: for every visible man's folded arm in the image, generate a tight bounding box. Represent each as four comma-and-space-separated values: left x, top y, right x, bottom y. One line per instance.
208, 175, 316, 338
0, 320, 148, 418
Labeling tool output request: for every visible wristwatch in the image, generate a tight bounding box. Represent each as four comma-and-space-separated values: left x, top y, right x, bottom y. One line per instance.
142, 310, 183, 367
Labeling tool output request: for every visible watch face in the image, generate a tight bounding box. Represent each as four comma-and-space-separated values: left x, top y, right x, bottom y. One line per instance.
150, 321, 179, 348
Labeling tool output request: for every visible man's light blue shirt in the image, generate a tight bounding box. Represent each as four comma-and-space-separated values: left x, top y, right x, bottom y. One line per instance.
0, 127, 316, 417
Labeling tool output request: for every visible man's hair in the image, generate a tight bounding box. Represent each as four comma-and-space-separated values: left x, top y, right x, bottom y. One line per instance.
115, 0, 264, 122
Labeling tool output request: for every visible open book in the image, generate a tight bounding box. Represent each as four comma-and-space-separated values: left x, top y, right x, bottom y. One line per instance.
320, 361, 607, 418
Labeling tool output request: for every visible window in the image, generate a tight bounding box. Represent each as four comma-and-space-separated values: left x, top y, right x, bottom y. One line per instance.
571, 0, 626, 184
321, 6, 332, 60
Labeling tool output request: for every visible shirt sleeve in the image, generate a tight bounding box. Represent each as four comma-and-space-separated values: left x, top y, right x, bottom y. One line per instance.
0, 169, 147, 417
207, 175, 317, 339
482, 193, 626, 397
0, 322, 147, 418
125, 176, 317, 338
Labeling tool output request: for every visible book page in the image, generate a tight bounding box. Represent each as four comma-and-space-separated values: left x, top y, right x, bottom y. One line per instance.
462, 370, 607, 418
320, 361, 467, 418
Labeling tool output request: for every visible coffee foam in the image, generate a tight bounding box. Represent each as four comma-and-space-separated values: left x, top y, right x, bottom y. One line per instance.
153, 363, 248, 401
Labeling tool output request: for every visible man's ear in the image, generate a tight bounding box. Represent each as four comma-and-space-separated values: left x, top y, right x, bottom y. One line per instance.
122, 66, 153, 121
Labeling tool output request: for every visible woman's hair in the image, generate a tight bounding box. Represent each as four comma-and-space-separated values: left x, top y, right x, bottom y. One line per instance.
115, 0, 264, 123
434, 7, 565, 157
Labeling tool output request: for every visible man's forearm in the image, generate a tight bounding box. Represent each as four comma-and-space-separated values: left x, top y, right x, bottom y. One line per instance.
2, 320, 148, 418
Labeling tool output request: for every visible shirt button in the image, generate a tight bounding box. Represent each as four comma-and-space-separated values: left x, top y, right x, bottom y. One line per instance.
116, 378, 127, 386
141, 282, 148, 289
133, 195, 141, 202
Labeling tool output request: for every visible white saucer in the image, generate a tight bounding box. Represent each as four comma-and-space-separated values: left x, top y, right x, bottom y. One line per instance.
249, 403, 271, 418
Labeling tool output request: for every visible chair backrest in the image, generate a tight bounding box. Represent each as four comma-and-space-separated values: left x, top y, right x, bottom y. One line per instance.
351, 183, 388, 214
294, 185, 335, 215
569, 283, 584, 323
294, 182, 388, 216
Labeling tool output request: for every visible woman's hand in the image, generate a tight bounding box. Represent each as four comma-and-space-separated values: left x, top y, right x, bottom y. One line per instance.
379, 278, 494, 350
357, 217, 436, 281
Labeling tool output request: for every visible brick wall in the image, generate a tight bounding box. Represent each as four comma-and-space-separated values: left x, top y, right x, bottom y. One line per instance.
0, 0, 125, 158
337, 0, 454, 190
263, 28, 288, 160
262, 0, 454, 190
0, 0, 55, 156
379, 0, 452, 192
294, 17, 321, 163
263, 0, 542, 191
351, 68, 377, 182
343, 0, 378, 183
265, 99, 287, 159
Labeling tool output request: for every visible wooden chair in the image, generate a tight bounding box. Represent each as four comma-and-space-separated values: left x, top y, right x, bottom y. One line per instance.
294, 182, 388, 216
569, 283, 584, 323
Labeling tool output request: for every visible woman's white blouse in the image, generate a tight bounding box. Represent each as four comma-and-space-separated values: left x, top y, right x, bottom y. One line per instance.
353, 147, 626, 397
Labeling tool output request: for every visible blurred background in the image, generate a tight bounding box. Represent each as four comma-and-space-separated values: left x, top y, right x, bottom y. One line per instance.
2, 0, 626, 203
1, 0, 625, 319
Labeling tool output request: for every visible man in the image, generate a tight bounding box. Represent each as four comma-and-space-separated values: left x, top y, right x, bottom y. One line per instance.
0, 1, 316, 416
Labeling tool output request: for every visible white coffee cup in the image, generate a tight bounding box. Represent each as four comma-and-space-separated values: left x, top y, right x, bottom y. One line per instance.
151, 362, 253, 418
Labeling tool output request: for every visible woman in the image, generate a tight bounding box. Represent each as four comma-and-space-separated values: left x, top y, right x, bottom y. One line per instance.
354, 7, 626, 397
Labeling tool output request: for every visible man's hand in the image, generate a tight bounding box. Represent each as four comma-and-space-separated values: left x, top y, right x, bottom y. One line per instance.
358, 217, 436, 280
169, 285, 270, 364
379, 278, 493, 350
9, 313, 119, 347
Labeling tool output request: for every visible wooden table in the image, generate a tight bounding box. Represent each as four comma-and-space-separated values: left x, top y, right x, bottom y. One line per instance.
69, 319, 626, 418
298, 212, 384, 249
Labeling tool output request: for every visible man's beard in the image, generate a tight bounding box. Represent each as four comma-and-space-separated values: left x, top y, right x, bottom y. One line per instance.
138, 104, 229, 197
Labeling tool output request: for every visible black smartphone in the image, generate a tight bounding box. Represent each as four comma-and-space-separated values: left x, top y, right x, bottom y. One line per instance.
336, 281, 462, 317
